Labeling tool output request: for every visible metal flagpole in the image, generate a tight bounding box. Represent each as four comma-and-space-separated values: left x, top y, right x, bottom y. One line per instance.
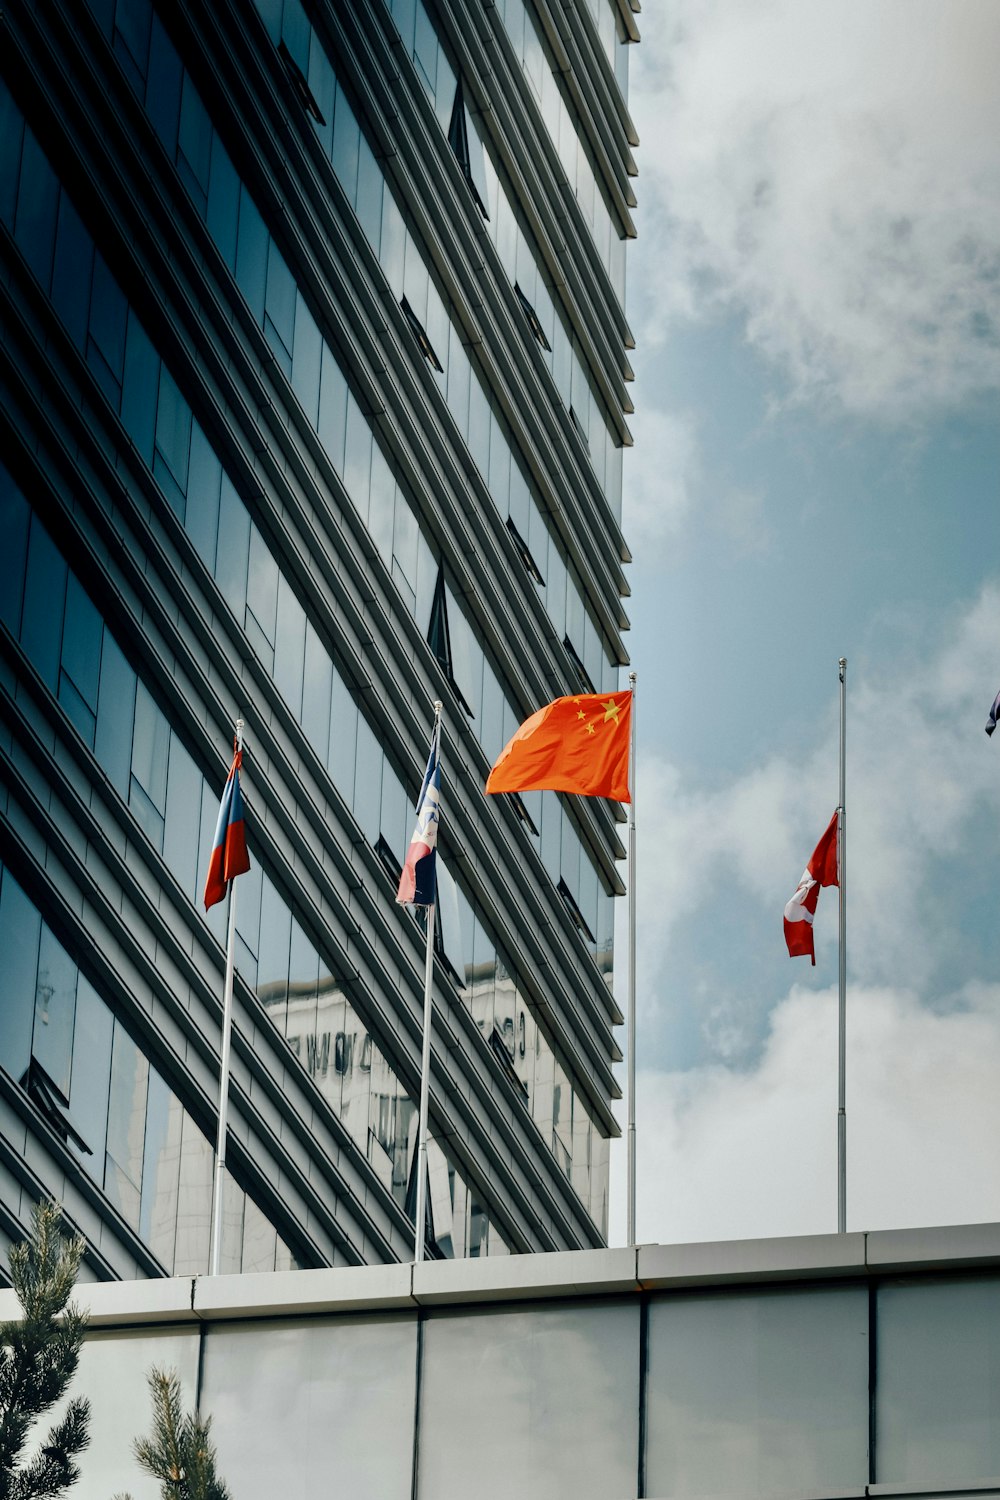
627, 671, 638, 1247
414, 701, 443, 1264
837, 660, 847, 1234
210, 716, 244, 1277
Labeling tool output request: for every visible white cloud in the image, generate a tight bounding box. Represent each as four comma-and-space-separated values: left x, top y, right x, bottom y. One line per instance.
632, 0, 1000, 419
610, 981, 1000, 1244
622, 404, 701, 549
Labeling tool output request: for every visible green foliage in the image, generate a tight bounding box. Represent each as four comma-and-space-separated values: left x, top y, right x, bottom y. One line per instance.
116, 1369, 231, 1500
0, 1201, 90, 1500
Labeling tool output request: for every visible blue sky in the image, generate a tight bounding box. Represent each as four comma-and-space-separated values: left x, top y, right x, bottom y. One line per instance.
611, 0, 1000, 1243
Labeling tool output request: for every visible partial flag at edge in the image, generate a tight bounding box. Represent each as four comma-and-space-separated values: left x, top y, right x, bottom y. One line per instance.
986, 688, 1000, 737
398, 731, 441, 907
203, 748, 251, 910
783, 810, 839, 966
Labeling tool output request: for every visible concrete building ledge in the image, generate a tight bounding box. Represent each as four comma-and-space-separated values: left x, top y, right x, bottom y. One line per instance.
865, 1221, 1000, 1272
638, 1231, 868, 1287
3, 1222, 999, 1330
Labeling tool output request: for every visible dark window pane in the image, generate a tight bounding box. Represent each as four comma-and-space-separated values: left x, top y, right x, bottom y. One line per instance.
354, 136, 383, 250
177, 72, 212, 201
264, 243, 296, 361
61, 572, 103, 712
368, 441, 394, 565
291, 296, 323, 428
186, 421, 223, 573
0, 465, 30, 636
331, 93, 360, 201
343, 394, 372, 523
67, 975, 113, 1177
51, 195, 95, 351
0, 867, 40, 1086
214, 474, 250, 618
33, 926, 78, 1101
20, 518, 67, 691
105, 1021, 149, 1226
88, 253, 128, 384
0, 79, 25, 230
318, 342, 348, 474
246, 525, 279, 649
131, 680, 170, 814
58, 671, 97, 750
162, 731, 204, 900
234, 187, 268, 324
145, 15, 183, 155
353, 714, 382, 841
273, 574, 306, 719
94, 631, 137, 799
14, 130, 59, 288
280, 0, 310, 72
207, 131, 240, 268
154, 363, 192, 496
301, 622, 333, 767
328, 669, 358, 802
140, 1070, 183, 1264
114, 0, 153, 90
172, 1112, 212, 1274
256, 873, 291, 1034
120, 312, 159, 465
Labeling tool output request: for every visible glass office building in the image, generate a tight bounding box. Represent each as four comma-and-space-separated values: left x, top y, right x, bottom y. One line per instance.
0, 0, 637, 1279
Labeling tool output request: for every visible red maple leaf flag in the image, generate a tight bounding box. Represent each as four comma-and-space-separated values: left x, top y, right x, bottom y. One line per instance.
784, 811, 839, 965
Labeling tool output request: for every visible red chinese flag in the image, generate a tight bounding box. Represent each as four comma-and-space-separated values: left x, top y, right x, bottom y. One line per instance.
485, 690, 632, 802
783, 811, 839, 965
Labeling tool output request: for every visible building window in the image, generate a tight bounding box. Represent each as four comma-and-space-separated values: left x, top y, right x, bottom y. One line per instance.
428, 568, 473, 716
374, 834, 403, 889
505, 516, 545, 586
569, 404, 591, 454
447, 78, 489, 220
557, 877, 596, 943
563, 635, 596, 693
514, 283, 552, 351
277, 40, 327, 125
401, 296, 444, 372
489, 1025, 529, 1102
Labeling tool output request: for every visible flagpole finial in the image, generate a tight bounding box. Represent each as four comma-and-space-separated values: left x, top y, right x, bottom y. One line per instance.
628, 670, 636, 687
235, 717, 245, 753
839, 657, 847, 677
433, 700, 443, 715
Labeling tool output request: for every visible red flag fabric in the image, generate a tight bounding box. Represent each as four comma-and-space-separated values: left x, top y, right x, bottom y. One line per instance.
783, 811, 839, 965
485, 690, 632, 802
203, 750, 251, 910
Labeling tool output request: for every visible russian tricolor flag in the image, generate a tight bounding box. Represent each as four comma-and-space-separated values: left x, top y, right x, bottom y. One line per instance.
203, 750, 251, 910
397, 733, 440, 908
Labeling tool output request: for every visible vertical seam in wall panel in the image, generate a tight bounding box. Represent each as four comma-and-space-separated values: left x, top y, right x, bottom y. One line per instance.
868, 1281, 877, 1485
637, 1291, 649, 1498
410, 1308, 426, 1500
195, 1316, 208, 1419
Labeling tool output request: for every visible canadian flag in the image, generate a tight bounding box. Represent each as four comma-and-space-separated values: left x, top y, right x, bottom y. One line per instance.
784, 811, 840, 965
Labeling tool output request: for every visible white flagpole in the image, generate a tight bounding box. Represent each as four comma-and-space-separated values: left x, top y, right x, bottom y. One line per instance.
626, 671, 638, 1247
414, 701, 443, 1264
210, 717, 244, 1277
837, 660, 847, 1234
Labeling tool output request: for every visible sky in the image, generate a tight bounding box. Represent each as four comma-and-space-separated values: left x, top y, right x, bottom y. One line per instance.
610, 0, 1000, 1245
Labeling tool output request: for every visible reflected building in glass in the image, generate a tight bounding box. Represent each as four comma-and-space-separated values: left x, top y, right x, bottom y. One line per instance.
0, 0, 638, 1278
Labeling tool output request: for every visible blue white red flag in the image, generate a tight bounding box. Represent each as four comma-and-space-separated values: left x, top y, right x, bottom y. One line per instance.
203, 749, 251, 910
986, 688, 1000, 738
397, 732, 440, 907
